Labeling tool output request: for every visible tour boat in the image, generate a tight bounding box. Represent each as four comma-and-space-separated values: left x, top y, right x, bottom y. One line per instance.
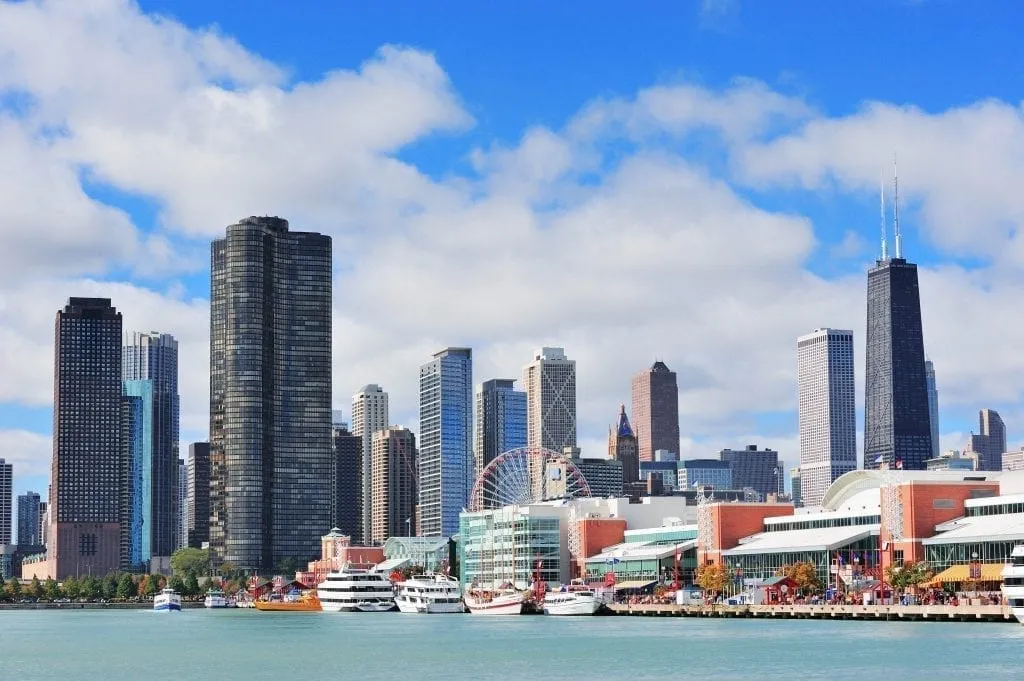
253, 590, 322, 612
317, 567, 396, 613
1002, 544, 1024, 624
204, 587, 231, 609
543, 580, 602, 616
394, 574, 464, 614
153, 587, 182, 612
464, 587, 524, 615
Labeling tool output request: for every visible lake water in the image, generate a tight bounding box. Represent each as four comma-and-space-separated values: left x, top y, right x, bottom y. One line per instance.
2, 609, 1022, 680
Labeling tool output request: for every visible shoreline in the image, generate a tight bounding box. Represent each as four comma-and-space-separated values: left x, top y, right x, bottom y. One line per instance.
608, 602, 1016, 623
0, 602, 207, 610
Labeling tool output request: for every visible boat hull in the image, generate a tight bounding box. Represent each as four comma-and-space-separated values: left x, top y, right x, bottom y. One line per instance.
543, 595, 601, 616
396, 598, 465, 614
355, 602, 396, 612
204, 598, 231, 609
253, 597, 322, 612
153, 602, 182, 612
465, 594, 524, 616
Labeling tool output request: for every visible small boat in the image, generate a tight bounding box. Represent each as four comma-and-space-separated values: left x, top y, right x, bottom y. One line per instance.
464, 587, 524, 615
204, 587, 231, 609
153, 587, 182, 612
253, 590, 322, 612
543, 580, 602, 616
1002, 544, 1024, 624
317, 567, 396, 613
395, 574, 464, 614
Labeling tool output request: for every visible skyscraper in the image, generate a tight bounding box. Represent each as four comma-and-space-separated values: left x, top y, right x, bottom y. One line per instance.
474, 379, 527, 475
797, 328, 856, 507
607, 405, 640, 485
332, 422, 363, 542
925, 360, 939, 459
177, 458, 187, 550
186, 442, 210, 549
0, 459, 11, 545
631, 361, 680, 462
370, 427, 418, 544
419, 348, 473, 537
122, 331, 179, 565
352, 385, 388, 544
210, 216, 333, 571
52, 297, 123, 578
523, 347, 576, 452
719, 445, 783, 500
968, 409, 1007, 472
17, 491, 42, 547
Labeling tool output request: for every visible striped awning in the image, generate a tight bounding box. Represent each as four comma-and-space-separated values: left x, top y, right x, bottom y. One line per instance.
923, 563, 1004, 587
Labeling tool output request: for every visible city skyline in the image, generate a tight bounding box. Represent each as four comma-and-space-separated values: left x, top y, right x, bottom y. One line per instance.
5, 1, 1024, 504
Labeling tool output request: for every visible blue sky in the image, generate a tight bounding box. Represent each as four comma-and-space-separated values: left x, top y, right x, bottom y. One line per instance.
3, 0, 1024, 510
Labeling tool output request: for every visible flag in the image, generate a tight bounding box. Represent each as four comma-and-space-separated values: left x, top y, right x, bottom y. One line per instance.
896, 460, 904, 470
835, 552, 844, 564
873, 455, 885, 464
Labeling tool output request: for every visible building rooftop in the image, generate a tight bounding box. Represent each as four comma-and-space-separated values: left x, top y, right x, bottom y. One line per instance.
722, 525, 879, 556
922, 513, 1024, 546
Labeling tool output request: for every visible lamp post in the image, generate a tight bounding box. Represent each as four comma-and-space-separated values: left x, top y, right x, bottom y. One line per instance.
969, 551, 981, 600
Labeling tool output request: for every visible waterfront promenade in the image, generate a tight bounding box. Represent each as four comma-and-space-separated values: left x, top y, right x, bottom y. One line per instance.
608, 602, 1014, 622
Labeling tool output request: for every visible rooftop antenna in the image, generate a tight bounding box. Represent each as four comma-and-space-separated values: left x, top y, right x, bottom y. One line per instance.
893, 153, 902, 259
879, 169, 888, 260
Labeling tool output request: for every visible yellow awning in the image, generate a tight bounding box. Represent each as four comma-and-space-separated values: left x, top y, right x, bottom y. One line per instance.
923, 563, 1004, 587
613, 580, 657, 591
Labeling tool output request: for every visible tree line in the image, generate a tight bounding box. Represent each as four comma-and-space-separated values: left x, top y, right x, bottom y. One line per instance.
0, 571, 208, 603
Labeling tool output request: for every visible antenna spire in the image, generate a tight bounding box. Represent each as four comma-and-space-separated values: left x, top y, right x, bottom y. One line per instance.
879, 169, 888, 260
893, 153, 902, 259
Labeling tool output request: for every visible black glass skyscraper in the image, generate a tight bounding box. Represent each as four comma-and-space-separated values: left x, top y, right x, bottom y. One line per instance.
864, 257, 933, 470
210, 217, 333, 571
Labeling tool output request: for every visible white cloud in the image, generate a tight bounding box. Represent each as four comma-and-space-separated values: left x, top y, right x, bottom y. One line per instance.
0, 429, 51, 477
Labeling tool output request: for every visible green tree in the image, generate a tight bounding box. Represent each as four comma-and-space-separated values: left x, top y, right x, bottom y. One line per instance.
101, 574, 118, 600
171, 548, 211, 577
169, 575, 186, 596
137, 575, 151, 598
146, 574, 162, 597
116, 573, 135, 601
62, 576, 80, 601
7, 576, 23, 601
183, 572, 201, 598
43, 578, 61, 601
885, 561, 933, 591
275, 557, 298, 577
27, 576, 43, 600
780, 561, 823, 595
80, 575, 99, 601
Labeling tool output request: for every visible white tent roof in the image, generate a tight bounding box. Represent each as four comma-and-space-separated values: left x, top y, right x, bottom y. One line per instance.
585, 540, 696, 563
722, 525, 878, 556
923, 513, 1024, 545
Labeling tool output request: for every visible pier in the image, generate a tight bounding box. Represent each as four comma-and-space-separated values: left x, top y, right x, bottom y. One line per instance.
606, 602, 1015, 622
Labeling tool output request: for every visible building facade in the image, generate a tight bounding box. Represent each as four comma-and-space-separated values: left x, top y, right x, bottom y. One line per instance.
177, 458, 187, 550
631, 361, 680, 462
797, 328, 856, 507
719, 446, 783, 499
332, 423, 363, 543
678, 459, 732, 491
0, 459, 10, 545
523, 347, 576, 452
352, 385, 389, 546
186, 442, 210, 548
575, 457, 625, 498
209, 216, 333, 571
51, 298, 123, 578
639, 461, 678, 491
925, 360, 939, 459
968, 409, 1007, 472
17, 491, 41, 547
864, 257, 933, 471
120, 382, 151, 570
370, 427, 418, 545
608, 405, 640, 485
474, 379, 527, 475
419, 348, 473, 538
1004, 448, 1024, 472
790, 467, 802, 508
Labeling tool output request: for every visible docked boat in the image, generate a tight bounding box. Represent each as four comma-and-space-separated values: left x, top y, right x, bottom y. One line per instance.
395, 574, 464, 614
543, 580, 602, 616
204, 587, 231, 609
153, 587, 182, 612
317, 567, 396, 613
1002, 544, 1024, 624
253, 590, 322, 612
464, 587, 524, 615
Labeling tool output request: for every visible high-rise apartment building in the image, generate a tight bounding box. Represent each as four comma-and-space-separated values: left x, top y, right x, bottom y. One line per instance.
719, 445, 783, 500
864, 253, 933, 471
209, 216, 333, 571
790, 467, 802, 508
523, 347, 576, 452
186, 442, 210, 548
475, 379, 527, 475
370, 427, 418, 544
0, 459, 11, 545
797, 328, 856, 507
678, 459, 732, 490
352, 385, 388, 543
1003, 447, 1024, 472
17, 491, 42, 547
925, 360, 939, 459
419, 348, 473, 537
631, 361, 680, 462
332, 422, 363, 542
968, 409, 1007, 472
177, 458, 187, 550
607, 405, 640, 485
51, 297, 123, 578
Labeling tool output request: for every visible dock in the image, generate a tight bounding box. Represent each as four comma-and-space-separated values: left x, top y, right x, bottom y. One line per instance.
606, 602, 1015, 622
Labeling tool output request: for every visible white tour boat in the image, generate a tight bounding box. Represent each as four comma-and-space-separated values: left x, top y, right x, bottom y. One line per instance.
1002, 545, 1024, 624
543, 580, 602, 616
153, 587, 182, 612
395, 574, 464, 614
464, 587, 524, 615
317, 567, 396, 613
204, 587, 231, 609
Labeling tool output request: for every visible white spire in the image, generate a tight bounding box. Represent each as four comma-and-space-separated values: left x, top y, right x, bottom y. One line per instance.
879, 168, 888, 260
893, 153, 902, 259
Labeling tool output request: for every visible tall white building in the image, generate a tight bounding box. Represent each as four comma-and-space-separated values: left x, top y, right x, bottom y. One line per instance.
797, 328, 856, 507
352, 385, 389, 544
523, 347, 577, 452
177, 458, 188, 550
925, 360, 939, 459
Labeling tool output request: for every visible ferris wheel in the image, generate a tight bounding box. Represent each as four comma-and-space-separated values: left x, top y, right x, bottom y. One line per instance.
468, 446, 592, 511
